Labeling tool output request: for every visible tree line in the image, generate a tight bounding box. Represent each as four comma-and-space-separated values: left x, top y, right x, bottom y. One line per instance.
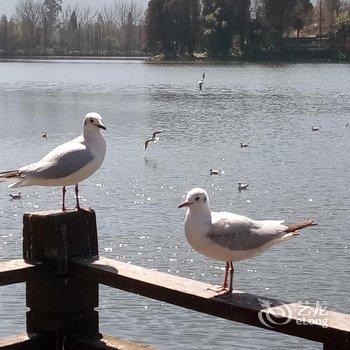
0, 0, 145, 56
1, 0, 350, 59
145, 0, 350, 59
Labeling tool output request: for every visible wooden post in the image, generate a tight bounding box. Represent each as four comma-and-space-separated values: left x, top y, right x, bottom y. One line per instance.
23, 209, 99, 349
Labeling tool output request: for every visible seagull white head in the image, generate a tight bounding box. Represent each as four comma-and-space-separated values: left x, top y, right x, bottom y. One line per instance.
178, 188, 210, 210
83, 112, 106, 133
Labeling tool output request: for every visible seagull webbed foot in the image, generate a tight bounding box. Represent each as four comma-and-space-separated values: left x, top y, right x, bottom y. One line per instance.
215, 288, 233, 299
207, 284, 228, 293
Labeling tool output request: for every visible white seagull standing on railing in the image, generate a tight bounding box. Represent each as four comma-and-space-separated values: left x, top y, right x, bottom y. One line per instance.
144, 130, 163, 150
198, 73, 205, 93
0, 113, 106, 211
179, 188, 316, 298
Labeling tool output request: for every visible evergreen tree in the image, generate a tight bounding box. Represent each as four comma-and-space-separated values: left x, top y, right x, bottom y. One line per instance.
69, 10, 77, 31
162, 0, 199, 57
145, 0, 199, 57
263, 0, 297, 50
202, 0, 235, 57
232, 0, 251, 52
183, 0, 200, 55
145, 0, 164, 54
0, 15, 9, 55
42, 0, 62, 46
293, 0, 313, 38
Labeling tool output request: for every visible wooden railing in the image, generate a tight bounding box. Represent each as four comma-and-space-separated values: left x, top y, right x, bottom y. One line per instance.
0, 209, 349, 349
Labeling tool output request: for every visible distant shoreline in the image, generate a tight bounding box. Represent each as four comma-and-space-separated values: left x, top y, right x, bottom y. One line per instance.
0, 55, 348, 64
145, 56, 348, 64
0, 55, 148, 61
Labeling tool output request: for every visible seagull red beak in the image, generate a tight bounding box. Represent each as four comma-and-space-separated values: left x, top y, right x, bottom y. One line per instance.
178, 201, 190, 209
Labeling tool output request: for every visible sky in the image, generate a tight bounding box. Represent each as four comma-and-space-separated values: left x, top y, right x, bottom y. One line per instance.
0, 0, 149, 17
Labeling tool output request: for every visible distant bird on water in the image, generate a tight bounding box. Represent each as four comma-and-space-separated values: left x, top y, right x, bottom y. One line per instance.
0, 113, 106, 211
210, 169, 223, 176
312, 126, 320, 131
9, 192, 21, 200
41, 132, 47, 139
144, 130, 162, 150
198, 73, 205, 93
179, 188, 316, 297
240, 142, 249, 148
345, 123, 349, 128
238, 182, 249, 191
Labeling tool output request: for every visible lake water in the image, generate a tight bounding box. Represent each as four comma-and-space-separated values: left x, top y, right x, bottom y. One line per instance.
0, 59, 349, 350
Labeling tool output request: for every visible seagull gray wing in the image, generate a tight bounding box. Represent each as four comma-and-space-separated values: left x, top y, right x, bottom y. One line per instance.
21, 139, 94, 180
144, 139, 152, 150
152, 131, 162, 139
207, 213, 286, 251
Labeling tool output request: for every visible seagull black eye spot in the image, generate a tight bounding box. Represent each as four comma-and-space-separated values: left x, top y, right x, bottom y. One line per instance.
204, 197, 207, 202
195, 197, 200, 201
90, 118, 94, 123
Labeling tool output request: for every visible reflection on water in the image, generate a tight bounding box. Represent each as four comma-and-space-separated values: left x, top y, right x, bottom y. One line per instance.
0, 60, 350, 350
144, 156, 160, 169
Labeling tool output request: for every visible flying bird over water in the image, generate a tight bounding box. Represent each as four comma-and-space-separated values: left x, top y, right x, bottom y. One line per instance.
240, 142, 249, 148
198, 73, 205, 93
179, 188, 316, 297
312, 126, 320, 131
41, 132, 47, 139
0, 113, 106, 211
144, 130, 162, 150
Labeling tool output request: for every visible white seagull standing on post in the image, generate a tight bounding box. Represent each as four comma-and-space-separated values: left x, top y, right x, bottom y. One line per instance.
179, 188, 316, 298
198, 73, 205, 93
0, 113, 107, 211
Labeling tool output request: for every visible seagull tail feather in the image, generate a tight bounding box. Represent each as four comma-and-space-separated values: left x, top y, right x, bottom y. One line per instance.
8, 179, 26, 188
286, 219, 317, 233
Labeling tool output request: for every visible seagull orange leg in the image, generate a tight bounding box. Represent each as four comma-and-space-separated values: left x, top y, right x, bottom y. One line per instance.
62, 186, 67, 211
217, 262, 234, 298
207, 262, 230, 293
221, 261, 230, 289
75, 184, 81, 210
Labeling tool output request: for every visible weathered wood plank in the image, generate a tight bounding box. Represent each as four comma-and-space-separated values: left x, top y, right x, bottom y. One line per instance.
0, 259, 53, 287
0, 333, 48, 350
71, 257, 350, 347
66, 334, 156, 350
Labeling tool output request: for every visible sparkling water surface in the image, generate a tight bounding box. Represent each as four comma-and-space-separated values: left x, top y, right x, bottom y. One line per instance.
0, 59, 349, 350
